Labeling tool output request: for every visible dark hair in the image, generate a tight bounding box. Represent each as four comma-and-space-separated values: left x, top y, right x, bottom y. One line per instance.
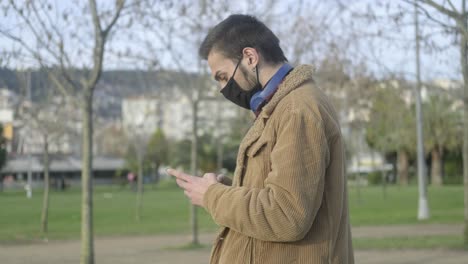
199, 14, 287, 64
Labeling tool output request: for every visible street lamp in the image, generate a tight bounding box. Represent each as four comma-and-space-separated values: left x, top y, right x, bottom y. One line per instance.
414, 1, 429, 220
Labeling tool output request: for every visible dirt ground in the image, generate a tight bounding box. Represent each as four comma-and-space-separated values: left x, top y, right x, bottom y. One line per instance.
1, 225, 468, 264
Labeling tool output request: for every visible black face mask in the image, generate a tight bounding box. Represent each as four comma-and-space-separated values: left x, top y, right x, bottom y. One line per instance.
220, 59, 261, 109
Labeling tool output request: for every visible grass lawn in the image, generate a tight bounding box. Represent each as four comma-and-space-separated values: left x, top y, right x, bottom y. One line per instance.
0, 182, 217, 243
0, 182, 464, 246
348, 184, 465, 250
348, 185, 464, 226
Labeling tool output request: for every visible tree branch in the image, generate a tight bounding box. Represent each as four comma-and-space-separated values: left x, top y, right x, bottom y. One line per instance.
88, 0, 102, 36
406, 0, 468, 38
3, 2, 82, 96
0, 28, 77, 104
446, 0, 459, 14
414, 2, 459, 30
420, 0, 459, 18
103, 0, 126, 36
86, 0, 126, 91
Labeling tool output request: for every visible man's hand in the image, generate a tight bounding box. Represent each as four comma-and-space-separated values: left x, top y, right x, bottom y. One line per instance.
166, 168, 218, 207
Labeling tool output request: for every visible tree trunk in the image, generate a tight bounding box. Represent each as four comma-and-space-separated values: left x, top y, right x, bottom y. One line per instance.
151, 163, 159, 190
431, 148, 443, 186
217, 136, 223, 174
190, 100, 199, 245
460, 1, 468, 246
463, 42, 468, 247
216, 96, 224, 174
154, 163, 160, 184
41, 139, 50, 238
397, 150, 409, 186
136, 157, 143, 222
81, 93, 94, 264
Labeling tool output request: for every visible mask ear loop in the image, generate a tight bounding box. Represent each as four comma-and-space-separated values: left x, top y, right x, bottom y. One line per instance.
256, 65, 260, 87
232, 58, 242, 78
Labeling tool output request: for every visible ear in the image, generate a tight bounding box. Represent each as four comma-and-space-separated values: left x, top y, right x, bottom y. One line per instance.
241, 47, 259, 69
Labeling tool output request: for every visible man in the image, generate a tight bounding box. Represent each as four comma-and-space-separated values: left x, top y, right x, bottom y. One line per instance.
167, 14, 354, 263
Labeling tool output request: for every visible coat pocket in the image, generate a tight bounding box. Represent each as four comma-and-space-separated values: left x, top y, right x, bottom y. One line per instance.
244, 138, 271, 188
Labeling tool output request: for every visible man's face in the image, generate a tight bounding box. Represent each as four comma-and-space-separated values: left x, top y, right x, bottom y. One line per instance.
207, 50, 256, 91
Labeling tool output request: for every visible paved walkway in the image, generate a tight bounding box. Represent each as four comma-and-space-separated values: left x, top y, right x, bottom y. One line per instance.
1, 224, 467, 264
352, 224, 463, 238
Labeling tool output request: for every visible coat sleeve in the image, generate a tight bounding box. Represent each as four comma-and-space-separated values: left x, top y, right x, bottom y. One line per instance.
203, 109, 329, 242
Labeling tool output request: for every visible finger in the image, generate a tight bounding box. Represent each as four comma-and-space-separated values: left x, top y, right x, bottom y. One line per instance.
167, 168, 193, 182
203, 173, 217, 180
202, 173, 218, 184
176, 178, 191, 191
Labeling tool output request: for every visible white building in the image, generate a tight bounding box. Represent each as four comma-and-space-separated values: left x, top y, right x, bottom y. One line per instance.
16, 100, 81, 155
122, 95, 162, 136
198, 98, 239, 137
122, 87, 242, 141
0, 88, 19, 152
162, 95, 192, 140
0, 88, 18, 110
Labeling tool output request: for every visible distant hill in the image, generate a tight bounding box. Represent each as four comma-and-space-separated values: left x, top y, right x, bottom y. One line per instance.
0, 68, 196, 96
0, 68, 199, 119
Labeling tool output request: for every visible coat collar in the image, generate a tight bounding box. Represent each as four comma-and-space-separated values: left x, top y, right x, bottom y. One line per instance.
232, 64, 316, 186
258, 64, 316, 119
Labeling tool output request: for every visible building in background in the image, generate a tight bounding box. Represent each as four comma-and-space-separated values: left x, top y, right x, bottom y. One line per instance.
121, 87, 240, 141
0, 88, 18, 152
122, 95, 163, 135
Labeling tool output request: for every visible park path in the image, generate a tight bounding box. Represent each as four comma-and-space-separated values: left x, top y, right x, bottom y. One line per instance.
1, 224, 467, 264
352, 223, 463, 238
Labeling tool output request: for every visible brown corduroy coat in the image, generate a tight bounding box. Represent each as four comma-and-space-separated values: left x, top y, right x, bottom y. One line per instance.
203, 65, 354, 264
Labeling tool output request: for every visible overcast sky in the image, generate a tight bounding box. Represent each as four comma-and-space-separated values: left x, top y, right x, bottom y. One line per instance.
0, 0, 461, 82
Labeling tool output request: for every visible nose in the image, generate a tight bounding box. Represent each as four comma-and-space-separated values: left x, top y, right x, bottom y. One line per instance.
218, 81, 228, 91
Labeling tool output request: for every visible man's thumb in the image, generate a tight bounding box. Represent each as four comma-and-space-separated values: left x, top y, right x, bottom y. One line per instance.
203, 172, 218, 181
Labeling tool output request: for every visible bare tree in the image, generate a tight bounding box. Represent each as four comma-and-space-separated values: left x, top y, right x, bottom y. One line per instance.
0, 1, 127, 262
129, 0, 226, 245
343, 0, 466, 241
123, 104, 154, 222
404, 0, 468, 247
18, 93, 73, 239
130, 129, 150, 222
